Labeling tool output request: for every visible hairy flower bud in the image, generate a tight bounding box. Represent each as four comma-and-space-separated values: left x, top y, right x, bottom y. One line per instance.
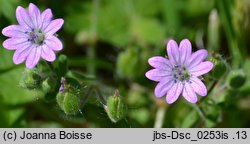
19, 68, 42, 89
42, 76, 57, 93
211, 55, 227, 79
56, 91, 80, 115
56, 77, 81, 115
228, 69, 246, 89
106, 90, 127, 123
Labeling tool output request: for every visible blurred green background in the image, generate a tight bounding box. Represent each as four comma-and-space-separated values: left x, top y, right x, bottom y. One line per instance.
0, 0, 250, 128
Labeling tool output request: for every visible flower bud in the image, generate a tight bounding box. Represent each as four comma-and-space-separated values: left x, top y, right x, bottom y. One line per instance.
19, 68, 42, 89
42, 76, 56, 93
106, 90, 127, 123
56, 91, 80, 115
228, 69, 246, 89
211, 55, 227, 79
56, 77, 81, 115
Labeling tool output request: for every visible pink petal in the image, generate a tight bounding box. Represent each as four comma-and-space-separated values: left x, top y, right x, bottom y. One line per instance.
2, 25, 27, 38
45, 36, 63, 51
190, 77, 207, 96
154, 78, 174, 97
28, 3, 41, 29
26, 47, 42, 69
148, 56, 172, 70
166, 82, 183, 104
182, 82, 198, 103
44, 19, 64, 35
40, 9, 53, 30
13, 44, 33, 64
189, 61, 214, 77
3, 38, 29, 50
179, 39, 192, 65
145, 69, 172, 81
167, 40, 179, 65
186, 49, 208, 68
41, 45, 56, 62
16, 6, 33, 29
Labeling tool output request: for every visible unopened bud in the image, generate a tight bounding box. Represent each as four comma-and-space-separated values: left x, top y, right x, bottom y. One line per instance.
228, 69, 246, 89
211, 55, 227, 79
42, 76, 56, 93
56, 77, 81, 115
19, 69, 42, 89
56, 91, 80, 115
106, 90, 127, 123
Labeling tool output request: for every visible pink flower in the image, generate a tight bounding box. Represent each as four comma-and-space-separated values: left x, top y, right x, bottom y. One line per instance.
2, 3, 64, 69
145, 39, 214, 104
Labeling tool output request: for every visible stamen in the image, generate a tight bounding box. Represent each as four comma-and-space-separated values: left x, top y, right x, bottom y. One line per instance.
27, 29, 45, 45
172, 65, 190, 82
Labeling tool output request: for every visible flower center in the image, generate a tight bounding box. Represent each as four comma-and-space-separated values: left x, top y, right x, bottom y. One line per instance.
26, 29, 45, 45
172, 65, 190, 82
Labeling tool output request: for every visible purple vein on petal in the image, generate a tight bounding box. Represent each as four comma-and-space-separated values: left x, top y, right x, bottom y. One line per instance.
44, 36, 63, 51
28, 3, 41, 29
166, 82, 183, 104
189, 61, 214, 77
16, 6, 33, 29
40, 9, 52, 30
167, 40, 179, 65
148, 56, 172, 71
186, 49, 208, 68
182, 82, 197, 103
145, 69, 173, 81
189, 77, 207, 96
179, 39, 192, 65
13, 44, 33, 64
41, 45, 56, 62
154, 78, 174, 97
26, 47, 42, 69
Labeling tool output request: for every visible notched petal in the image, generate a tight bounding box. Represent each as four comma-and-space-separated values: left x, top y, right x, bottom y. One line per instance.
145, 69, 172, 81
41, 45, 56, 62
148, 56, 172, 70
16, 6, 33, 29
179, 39, 192, 65
154, 79, 174, 97
167, 40, 179, 64
44, 19, 64, 35
26, 47, 42, 69
182, 82, 198, 103
190, 77, 207, 96
45, 36, 63, 51
186, 49, 208, 68
28, 3, 41, 29
166, 82, 183, 104
189, 61, 214, 77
